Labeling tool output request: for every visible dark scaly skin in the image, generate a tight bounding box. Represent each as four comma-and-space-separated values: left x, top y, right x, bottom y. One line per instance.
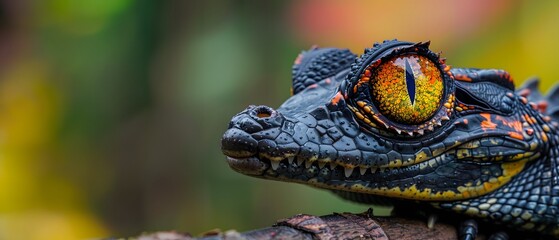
221, 40, 559, 238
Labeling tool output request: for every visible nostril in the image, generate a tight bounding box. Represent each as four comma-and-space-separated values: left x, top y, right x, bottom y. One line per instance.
257, 112, 271, 118
240, 105, 283, 128
253, 106, 275, 119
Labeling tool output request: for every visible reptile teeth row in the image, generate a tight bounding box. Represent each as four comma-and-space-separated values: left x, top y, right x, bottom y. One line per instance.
262, 154, 417, 178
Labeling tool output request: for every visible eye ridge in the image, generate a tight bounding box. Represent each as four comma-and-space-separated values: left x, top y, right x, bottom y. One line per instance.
404, 58, 416, 105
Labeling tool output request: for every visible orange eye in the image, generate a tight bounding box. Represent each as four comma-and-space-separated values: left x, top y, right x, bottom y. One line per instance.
370, 54, 443, 124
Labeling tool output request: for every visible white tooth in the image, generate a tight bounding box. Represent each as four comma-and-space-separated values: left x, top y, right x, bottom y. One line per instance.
344, 168, 354, 178
287, 156, 294, 164
329, 162, 337, 169
305, 160, 313, 168
297, 157, 304, 166
271, 160, 280, 170
359, 167, 368, 175
427, 214, 437, 229
379, 167, 386, 173
318, 162, 327, 169
371, 167, 378, 173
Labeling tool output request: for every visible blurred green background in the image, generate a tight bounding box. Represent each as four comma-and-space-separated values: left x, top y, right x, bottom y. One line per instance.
0, 0, 558, 239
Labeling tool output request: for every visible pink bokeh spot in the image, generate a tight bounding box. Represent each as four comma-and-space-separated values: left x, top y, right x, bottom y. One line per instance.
287, 0, 513, 50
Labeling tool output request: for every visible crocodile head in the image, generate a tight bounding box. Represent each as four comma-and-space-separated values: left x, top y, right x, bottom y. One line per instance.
221, 40, 555, 203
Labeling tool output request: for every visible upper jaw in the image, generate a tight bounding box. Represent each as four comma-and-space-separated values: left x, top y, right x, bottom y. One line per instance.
221, 108, 448, 187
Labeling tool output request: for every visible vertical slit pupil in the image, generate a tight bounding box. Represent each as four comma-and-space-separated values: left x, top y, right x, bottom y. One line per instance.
404, 59, 416, 105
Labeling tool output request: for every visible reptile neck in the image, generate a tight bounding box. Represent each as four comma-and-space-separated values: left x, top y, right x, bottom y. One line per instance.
436, 100, 559, 236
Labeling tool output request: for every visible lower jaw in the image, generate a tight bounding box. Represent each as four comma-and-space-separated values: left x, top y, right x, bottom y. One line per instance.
226, 156, 267, 175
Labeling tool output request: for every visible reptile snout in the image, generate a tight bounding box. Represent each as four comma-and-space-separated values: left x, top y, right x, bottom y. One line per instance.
221, 105, 283, 158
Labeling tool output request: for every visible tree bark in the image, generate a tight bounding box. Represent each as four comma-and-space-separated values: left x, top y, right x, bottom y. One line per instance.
129, 209, 465, 240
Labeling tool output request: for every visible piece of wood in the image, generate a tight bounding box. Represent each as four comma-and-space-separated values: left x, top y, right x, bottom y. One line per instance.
128, 210, 462, 240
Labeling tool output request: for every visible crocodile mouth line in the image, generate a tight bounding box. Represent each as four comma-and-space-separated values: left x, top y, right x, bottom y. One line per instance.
226, 153, 451, 182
